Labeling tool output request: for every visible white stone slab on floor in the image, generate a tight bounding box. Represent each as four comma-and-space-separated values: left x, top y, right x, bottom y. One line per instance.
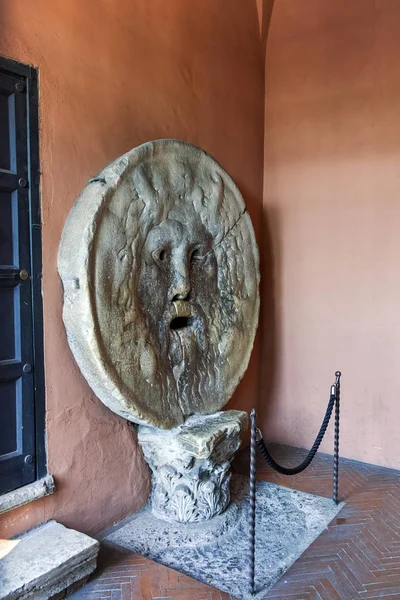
0, 520, 99, 600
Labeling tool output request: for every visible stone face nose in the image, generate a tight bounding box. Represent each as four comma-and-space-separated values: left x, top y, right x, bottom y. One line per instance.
170, 257, 191, 301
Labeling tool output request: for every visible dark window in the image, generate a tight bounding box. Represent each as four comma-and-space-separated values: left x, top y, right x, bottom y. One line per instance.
0, 56, 45, 494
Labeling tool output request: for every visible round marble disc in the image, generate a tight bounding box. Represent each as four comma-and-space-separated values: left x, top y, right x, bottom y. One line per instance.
58, 140, 259, 428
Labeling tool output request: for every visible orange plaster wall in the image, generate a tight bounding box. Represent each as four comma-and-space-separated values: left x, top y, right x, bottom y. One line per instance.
261, 0, 400, 469
0, 0, 265, 537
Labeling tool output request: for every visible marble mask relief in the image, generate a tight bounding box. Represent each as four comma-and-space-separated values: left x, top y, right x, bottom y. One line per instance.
58, 140, 259, 429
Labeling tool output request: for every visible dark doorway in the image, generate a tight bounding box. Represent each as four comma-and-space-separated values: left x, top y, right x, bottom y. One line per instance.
0, 56, 45, 494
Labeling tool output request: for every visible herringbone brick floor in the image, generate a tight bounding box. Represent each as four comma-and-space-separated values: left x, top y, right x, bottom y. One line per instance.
71, 446, 400, 600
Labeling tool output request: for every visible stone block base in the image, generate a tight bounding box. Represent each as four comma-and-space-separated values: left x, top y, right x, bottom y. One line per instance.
0, 520, 99, 600
138, 410, 248, 523
104, 475, 343, 600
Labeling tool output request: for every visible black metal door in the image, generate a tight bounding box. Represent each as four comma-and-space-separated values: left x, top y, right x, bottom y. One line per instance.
0, 68, 36, 494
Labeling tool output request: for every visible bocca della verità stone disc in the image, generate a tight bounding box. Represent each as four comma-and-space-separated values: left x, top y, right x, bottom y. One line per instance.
58, 140, 260, 429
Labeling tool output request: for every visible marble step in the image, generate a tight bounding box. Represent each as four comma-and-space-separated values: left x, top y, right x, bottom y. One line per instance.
0, 520, 99, 600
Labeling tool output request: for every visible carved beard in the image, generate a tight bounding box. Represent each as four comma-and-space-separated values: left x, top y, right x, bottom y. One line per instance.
168, 310, 212, 417
142, 303, 217, 418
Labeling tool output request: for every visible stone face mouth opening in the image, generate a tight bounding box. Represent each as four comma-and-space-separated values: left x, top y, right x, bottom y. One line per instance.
170, 316, 192, 330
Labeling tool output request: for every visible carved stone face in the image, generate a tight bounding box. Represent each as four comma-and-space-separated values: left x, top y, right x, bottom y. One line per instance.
138, 214, 218, 416
138, 215, 217, 346
58, 140, 259, 428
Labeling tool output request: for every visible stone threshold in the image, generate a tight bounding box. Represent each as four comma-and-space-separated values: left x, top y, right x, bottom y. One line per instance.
0, 520, 99, 600
0, 475, 55, 515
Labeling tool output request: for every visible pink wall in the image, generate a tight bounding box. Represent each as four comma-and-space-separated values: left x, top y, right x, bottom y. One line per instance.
261, 0, 400, 469
0, 0, 265, 537
2, 0, 398, 541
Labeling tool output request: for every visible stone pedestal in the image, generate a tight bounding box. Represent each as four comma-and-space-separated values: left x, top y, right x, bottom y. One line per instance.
138, 410, 248, 523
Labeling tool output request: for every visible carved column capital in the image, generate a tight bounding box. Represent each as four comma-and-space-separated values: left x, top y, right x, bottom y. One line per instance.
138, 410, 248, 523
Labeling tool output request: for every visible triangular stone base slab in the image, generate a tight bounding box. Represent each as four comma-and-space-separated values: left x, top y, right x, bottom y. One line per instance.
104, 475, 343, 600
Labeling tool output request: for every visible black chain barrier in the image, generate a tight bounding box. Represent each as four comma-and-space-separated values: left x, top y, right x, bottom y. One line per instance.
255, 371, 341, 479
248, 371, 342, 595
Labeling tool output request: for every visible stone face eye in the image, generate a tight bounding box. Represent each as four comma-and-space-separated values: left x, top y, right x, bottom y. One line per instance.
152, 247, 168, 264
190, 249, 202, 263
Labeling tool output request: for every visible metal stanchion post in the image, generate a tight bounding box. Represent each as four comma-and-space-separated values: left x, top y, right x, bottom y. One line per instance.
249, 409, 257, 595
333, 371, 341, 504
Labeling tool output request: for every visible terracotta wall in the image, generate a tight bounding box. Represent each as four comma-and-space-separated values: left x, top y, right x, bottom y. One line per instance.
4, 0, 398, 540
0, 0, 265, 537
261, 0, 400, 469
